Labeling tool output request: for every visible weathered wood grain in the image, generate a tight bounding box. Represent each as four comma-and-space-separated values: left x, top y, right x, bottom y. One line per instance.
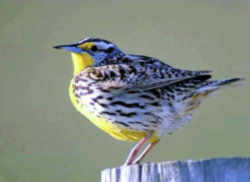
101, 157, 250, 182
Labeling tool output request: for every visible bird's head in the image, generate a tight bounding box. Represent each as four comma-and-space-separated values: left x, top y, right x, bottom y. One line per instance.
54, 37, 123, 75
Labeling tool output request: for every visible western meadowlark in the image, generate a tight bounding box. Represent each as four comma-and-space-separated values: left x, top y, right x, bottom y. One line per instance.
54, 37, 243, 165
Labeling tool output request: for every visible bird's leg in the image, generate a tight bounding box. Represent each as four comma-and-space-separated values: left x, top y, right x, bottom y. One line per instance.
124, 132, 153, 165
132, 139, 159, 165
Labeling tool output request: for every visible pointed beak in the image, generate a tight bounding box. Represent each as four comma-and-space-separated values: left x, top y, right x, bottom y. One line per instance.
53, 43, 84, 53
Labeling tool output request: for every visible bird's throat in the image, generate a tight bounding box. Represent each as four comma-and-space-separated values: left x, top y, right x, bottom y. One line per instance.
71, 52, 94, 75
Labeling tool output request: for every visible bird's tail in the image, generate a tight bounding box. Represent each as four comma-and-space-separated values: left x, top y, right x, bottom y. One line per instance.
197, 77, 244, 92
184, 77, 245, 112
196, 77, 245, 94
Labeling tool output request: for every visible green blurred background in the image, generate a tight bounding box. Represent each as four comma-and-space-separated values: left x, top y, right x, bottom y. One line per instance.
0, 0, 250, 181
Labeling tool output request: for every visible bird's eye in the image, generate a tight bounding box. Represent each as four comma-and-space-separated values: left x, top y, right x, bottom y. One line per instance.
91, 45, 98, 51
105, 47, 114, 53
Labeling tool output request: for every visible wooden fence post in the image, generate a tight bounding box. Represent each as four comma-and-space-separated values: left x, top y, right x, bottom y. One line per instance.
101, 157, 250, 182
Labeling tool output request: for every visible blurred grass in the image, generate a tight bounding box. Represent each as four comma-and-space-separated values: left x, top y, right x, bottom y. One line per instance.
0, 0, 250, 182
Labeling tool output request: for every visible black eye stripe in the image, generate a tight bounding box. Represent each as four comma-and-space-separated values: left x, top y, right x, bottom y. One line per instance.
91, 45, 98, 51
105, 47, 114, 53
90, 46, 114, 53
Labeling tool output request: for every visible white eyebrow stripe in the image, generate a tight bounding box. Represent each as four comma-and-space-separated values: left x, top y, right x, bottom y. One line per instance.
97, 42, 113, 50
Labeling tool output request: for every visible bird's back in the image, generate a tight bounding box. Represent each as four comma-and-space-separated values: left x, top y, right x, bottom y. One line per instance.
69, 53, 243, 138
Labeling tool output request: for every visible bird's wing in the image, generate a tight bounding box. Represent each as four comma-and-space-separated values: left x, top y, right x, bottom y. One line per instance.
81, 61, 211, 93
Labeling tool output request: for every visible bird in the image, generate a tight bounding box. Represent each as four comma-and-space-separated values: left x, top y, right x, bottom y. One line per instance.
54, 37, 244, 165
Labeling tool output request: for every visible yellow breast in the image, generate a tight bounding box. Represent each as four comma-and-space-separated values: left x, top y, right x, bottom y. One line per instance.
69, 80, 159, 142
